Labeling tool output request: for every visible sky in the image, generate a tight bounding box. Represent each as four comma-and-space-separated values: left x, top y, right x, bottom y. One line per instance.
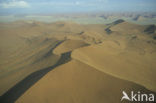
0, 0, 156, 14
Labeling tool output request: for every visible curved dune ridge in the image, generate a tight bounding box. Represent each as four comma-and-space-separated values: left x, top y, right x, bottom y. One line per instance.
15, 60, 156, 103
0, 34, 62, 96
53, 39, 89, 55
0, 20, 156, 103
110, 22, 146, 33
72, 40, 156, 92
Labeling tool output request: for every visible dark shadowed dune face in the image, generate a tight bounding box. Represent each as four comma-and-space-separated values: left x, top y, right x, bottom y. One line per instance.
105, 28, 112, 34
144, 25, 156, 34
0, 25, 63, 96
0, 21, 156, 103
106, 19, 125, 27
111, 19, 125, 25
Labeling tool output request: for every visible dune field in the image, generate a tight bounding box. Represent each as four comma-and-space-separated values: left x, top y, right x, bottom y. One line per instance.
0, 20, 156, 103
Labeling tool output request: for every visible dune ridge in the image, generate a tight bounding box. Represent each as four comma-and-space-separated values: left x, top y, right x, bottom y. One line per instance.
0, 20, 156, 103
71, 40, 156, 92
15, 59, 156, 103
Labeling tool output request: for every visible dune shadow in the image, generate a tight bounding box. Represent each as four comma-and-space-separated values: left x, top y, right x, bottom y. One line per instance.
0, 51, 71, 103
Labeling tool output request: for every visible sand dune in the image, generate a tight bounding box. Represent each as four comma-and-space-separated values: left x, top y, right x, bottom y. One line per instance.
110, 21, 146, 34
72, 40, 156, 92
144, 25, 156, 34
15, 60, 155, 103
0, 33, 61, 95
53, 39, 89, 55
0, 20, 156, 103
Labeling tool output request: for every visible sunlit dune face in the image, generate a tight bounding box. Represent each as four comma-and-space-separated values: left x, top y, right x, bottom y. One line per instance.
0, 18, 156, 103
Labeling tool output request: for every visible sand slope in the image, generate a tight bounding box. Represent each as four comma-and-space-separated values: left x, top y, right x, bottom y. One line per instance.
110, 21, 145, 34
0, 20, 156, 103
72, 40, 156, 92
0, 33, 61, 95
53, 39, 89, 55
16, 60, 155, 103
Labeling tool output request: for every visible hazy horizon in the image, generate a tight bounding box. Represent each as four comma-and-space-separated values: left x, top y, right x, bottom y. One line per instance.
0, 0, 156, 14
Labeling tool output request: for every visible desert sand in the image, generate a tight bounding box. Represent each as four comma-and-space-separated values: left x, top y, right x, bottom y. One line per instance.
0, 20, 156, 103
